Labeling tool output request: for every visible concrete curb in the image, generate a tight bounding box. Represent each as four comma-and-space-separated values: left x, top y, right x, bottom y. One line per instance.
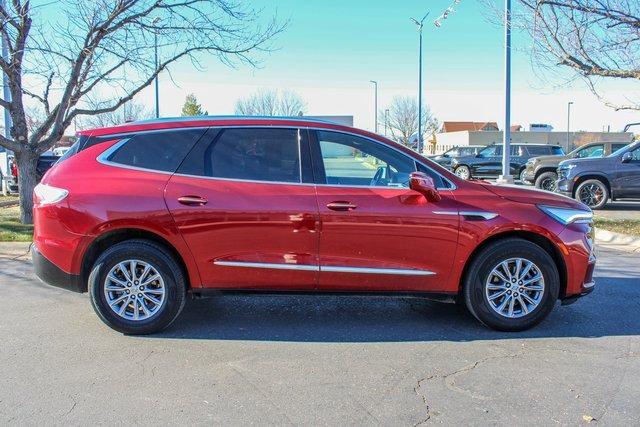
595, 228, 640, 252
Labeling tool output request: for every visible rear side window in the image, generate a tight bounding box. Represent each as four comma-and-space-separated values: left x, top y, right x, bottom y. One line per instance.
612, 143, 628, 152
551, 146, 565, 155
107, 129, 206, 172
178, 128, 301, 183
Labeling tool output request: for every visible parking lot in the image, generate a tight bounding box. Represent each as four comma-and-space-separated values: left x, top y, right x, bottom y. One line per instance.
0, 242, 639, 425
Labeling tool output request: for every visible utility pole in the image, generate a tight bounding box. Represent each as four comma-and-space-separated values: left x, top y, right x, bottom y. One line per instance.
566, 101, 574, 149
370, 80, 378, 133
1, 0, 12, 193
497, 0, 513, 184
153, 17, 161, 118
411, 12, 429, 153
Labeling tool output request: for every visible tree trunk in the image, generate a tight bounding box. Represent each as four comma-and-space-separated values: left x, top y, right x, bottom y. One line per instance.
16, 151, 38, 224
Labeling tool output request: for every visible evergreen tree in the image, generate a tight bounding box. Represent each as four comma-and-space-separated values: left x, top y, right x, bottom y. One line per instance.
181, 94, 208, 116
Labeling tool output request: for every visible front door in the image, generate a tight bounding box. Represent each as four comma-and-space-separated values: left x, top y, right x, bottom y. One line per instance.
310, 130, 460, 293
613, 146, 640, 197
165, 127, 319, 290
474, 145, 502, 177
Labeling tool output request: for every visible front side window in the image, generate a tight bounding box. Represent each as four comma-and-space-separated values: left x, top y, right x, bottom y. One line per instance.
575, 144, 604, 158
107, 129, 206, 172
478, 145, 502, 157
317, 131, 416, 188
628, 147, 640, 162
178, 128, 301, 183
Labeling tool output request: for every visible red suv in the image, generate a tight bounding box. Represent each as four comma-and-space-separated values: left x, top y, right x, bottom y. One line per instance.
33, 117, 596, 334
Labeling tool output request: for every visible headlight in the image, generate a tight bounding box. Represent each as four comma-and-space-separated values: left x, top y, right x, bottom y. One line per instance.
33, 183, 69, 206
538, 205, 593, 225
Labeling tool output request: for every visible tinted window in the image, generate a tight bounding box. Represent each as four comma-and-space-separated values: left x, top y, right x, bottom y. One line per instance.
460, 147, 477, 156
629, 147, 640, 162
524, 145, 550, 155
479, 145, 502, 157
179, 128, 301, 183
575, 144, 604, 158
612, 143, 628, 152
551, 146, 565, 155
317, 131, 418, 188
108, 129, 205, 172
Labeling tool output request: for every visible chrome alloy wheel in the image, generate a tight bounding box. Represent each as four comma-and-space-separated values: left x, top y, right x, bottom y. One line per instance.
578, 183, 605, 208
455, 166, 470, 180
104, 260, 166, 321
485, 258, 545, 318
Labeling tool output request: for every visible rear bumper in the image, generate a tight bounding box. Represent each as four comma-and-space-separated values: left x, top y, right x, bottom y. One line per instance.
32, 245, 84, 293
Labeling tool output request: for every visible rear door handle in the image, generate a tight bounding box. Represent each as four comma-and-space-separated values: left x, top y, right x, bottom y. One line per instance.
178, 196, 208, 206
326, 201, 357, 211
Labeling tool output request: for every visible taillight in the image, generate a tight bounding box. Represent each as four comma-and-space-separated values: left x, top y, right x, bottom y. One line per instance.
33, 183, 68, 206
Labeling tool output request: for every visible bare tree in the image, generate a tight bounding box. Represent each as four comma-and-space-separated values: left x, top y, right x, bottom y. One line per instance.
0, 1, 284, 223
492, 1, 640, 110
381, 96, 439, 146
234, 89, 307, 116
78, 97, 151, 129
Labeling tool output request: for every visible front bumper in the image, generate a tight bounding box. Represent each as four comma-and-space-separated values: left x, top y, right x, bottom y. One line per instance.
32, 244, 84, 293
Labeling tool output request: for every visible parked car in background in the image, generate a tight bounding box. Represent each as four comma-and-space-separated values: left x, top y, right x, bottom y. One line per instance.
7, 151, 61, 193
523, 141, 630, 191
451, 143, 565, 181
33, 117, 595, 334
557, 140, 640, 209
427, 145, 484, 169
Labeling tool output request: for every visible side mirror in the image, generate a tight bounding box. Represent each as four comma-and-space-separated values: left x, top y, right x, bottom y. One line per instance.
622, 152, 632, 163
409, 172, 441, 202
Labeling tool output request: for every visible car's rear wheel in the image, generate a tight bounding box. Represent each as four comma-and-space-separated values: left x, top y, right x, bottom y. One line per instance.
454, 165, 471, 180
534, 171, 558, 192
463, 238, 559, 331
575, 179, 608, 209
89, 239, 186, 335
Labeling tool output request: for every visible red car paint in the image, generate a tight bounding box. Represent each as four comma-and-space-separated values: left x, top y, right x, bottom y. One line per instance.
33, 117, 595, 301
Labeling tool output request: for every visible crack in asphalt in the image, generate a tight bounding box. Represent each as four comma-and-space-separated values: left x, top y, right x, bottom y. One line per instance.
413, 350, 526, 423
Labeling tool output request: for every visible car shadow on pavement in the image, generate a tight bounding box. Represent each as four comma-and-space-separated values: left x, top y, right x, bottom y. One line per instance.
153, 276, 640, 342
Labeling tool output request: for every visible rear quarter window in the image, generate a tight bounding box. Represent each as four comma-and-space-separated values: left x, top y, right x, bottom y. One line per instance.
106, 129, 206, 173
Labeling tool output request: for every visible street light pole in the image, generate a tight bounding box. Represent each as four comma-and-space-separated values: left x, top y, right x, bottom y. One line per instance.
498, 0, 513, 184
153, 17, 161, 118
1, 0, 12, 192
370, 80, 378, 133
411, 12, 429, 154
567, 101, 574, 149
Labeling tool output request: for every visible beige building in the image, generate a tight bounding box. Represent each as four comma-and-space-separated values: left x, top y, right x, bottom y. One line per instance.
430, 130, 634, 155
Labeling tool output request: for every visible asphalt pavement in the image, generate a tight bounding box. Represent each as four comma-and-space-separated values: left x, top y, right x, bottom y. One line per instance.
0, 243, 639, 425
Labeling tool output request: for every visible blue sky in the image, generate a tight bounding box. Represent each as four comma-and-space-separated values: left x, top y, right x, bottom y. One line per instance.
22, 0, 639, 134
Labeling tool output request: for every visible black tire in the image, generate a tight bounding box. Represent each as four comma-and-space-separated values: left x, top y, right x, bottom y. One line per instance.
534, 171, 558, 192
454, 165, 471, 180
463, 238, 559, 331
575, 179, 608, 210
518, 168, 527, 182
89, 239, 186, 335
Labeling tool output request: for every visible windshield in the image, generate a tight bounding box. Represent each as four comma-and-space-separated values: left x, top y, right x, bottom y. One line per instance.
609, 140, 640, 157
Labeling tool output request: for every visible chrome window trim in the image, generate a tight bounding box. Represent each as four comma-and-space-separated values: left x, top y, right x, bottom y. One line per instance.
94, 124, 456, 190
214, 260, 435, 276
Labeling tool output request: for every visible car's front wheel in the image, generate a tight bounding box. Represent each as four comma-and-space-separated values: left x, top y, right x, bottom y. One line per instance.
89, 239, 186, 335
454, 165, 471, 180
535, 171, 558, 192
463, 238, 559, 331
575, 179, 608, 209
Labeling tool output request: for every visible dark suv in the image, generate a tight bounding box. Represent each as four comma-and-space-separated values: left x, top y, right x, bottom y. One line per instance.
523, 141, 630, 191
427, 145, 484, 169
451, 143, 565, 180
557, 140, 640, 209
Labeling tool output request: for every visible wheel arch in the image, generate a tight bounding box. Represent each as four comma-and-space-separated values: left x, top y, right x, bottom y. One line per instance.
458, 230, 568, 300
534, 166, 557, 180
80, 228, 193, 293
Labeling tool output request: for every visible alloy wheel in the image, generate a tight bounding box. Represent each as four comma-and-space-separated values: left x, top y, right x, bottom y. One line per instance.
484, 257, 545, 318
540, 177, 557, 192
578, 183, 604, 207
455, 166, 470, 180
103, 260, 166, 321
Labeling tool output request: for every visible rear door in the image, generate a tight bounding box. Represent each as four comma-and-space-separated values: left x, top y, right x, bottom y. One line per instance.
310, 130, 460, 293
164, 127, 319, 290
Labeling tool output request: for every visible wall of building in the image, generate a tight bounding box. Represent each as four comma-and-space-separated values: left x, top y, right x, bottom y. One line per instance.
430, 131, 634, 154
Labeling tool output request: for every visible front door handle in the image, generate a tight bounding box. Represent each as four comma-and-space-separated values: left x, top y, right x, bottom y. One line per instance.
326, 201, 357, 211
178, 195, 208, 206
